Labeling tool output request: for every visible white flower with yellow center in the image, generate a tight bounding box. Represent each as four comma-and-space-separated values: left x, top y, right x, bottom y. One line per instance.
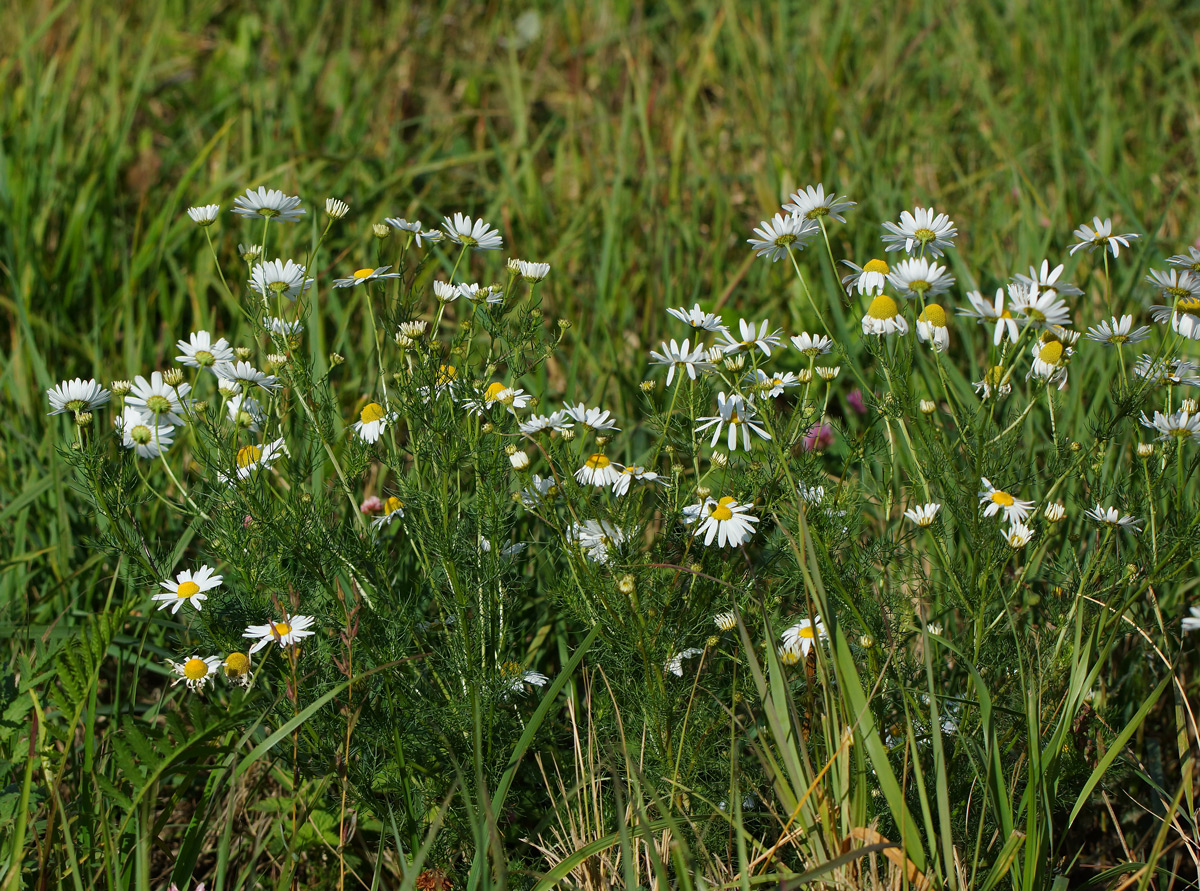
244, 614, 317, 654
748, 213, 819, 262
222, 652, 253, 687
186, 204, 220, 226
959, 288, 1019, 345
1028, 339, 1070, 389
1183, 606, 1200, 634
47, 378, 111, 416
783, 183, 855, 222
1013, 260, 1083, 298
519, 411, 573, 435
563, 403, 621, 432
232, 187, 305, 223
665, 647, 705, 677
841, 258, 891, 295
513, 260, 550, 282
1084, 504, 1143, 532
915, 304, 949, 352
466, 382, 532, 415
167, 655, 222, 691
1140, 409, 1200, 442
372, 496, 405, 529
887, 257, 955, 299
667, 303, 727, 333
232, 438, 287, 481
903, 503, 941, 527
248, 259, 313, 302
127, 372, 191, 426
1133, 355, 1200, 388
214, 361, 280, 393
269, 317, 304, 336
1168, 247, 1200, 273
501, 661, 550, 695
228, 392, 266, 433
881, 206, 957, 257
650, 338, 713, 385
718, 319, 785, 357
519, 474, 559, 508
1009, 284, 1071, 330
1086, 315, 1150, 347
1069, 216, 1139, 257
332, 266, 402, 288
353, 401, 395, 443
695, 392, 771, 451
685, 496, 759, 548
714, 611, 738, 632
176, 331, 234, 369
442, 213, 503, 251
152, 565, 222, 614
115, 408, 175, 458
569, 519, 626, 564
781, 617, 826, 657
1003, 522, 1034, 548
789, 331, 834, 357
978, 478, 1034, 523
972, 365, 1012, 400
576, 453, 623, 487
745, 369, 800, 398
861, 294, 909, 336
612, 465, 665, 497
1044, 502, 1066, 522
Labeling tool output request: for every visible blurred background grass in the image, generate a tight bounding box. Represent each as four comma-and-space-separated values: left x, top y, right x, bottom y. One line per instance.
2, 0, 1200, 880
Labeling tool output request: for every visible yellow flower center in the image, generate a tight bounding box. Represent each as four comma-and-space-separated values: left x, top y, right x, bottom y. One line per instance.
195, 350, 215, 365
780, 647, 801, 666
383, 496, 404, 514
131, 424, 153, 444
360, 402, 385, 423
1038, 341, 1064, 365
710, 497, 736, 521
585, 454, 611, 469
797, 625, 816, 639
436, 365, 457, 386
236, 444, 262, 468
867, 295, 899, 320
353, 268, 376, 279
183, 658, 209, 681
176, 581, 200, 599
990, 491, 1015, 507
501, 660, 522, 675
273, 622, 292, 637
1176, 296, 1200, 314
919, 304, 946, 326
985, 365, 1006, 385
913, 227, 936, 242
863, 258, 890, 274
484, 382, 513, 404
224, 652, 250, 676
999, 309, 1013, 319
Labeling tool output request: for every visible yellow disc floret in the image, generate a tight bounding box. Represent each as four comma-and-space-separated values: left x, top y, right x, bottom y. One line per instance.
236, 444, 262, 469
176, 581, 200, 599
223, 652, 250, 677
183, 658, 209, 681
1038, 341, 1064, 365
383, 496, 404, 514
360, 402, 386, 423
919, 304, 947, 326
353, 268, 376, 279
990, 491, 1015, 507
585, 454, 611, 469
863, 258, 890, 275
867, 295, 899, 320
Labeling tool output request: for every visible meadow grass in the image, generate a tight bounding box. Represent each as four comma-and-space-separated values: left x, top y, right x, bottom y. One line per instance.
2, 1, 1200, 888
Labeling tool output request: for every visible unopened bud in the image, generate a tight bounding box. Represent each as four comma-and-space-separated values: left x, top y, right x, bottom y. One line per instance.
706, 635, 720, 648
192, 401, 208, 414
560, 427, 575, 441
1137, 442, 1155, 458
859, 634, 874, 649
266, 353, 288, 368
235, 346, 253, 360
617, 574, 636, 595
919, 399, 937, 415
481, 422, 495, 434
796, 368, 813, 383
110, 380, 132, 396
1182, 398, 1197, 413
557, 319, 571, 330
372, 223, 390, 239
329, 352, 345, 366
595, 435, 610, 447
325, 198, 349, 220
710, 451, 728, 467
816, 365, 841, 381
1069, 441, 1082, 452
640, 380, 658, 392
163, 368, 184, 387
724, 355, 745, 371
1044, 502, 1065, 523
509, 449, 530, 471
696, 486, 711, 499
75, 411, 93, 426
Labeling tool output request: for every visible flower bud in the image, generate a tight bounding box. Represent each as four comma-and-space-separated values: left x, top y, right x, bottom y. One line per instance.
816, 365, 840, 381
859, 634, 875, 649
266, 353, 288, 368
560, 427, 575, 441
1137, 442, 1155, 458
1069, 441, 1082, 452
329, 352, 345, 366
372, 223, 390, 239
111, 379, 132, 396
640, 380, 657, 392
710, 451, 728, 467
617, 574, 636, 595
724, 355, 745, 371
163, 368, 184, 387
481, 422, 495, 434
235, 346, 253, 360
696, 486, 711, 499
1044, 502, 1065, 522
557, 318, 571, 330
325, 198, 349, 220
595, 435, 610, 447
192, 400, 208, 414
238, 243, 263, 262
919, 399, 937, 415
508, 449, 530, 471
1183, 397, 1198, 413
706, 635, 720, 648
75, 411, 93, 426
796, 367, 813, 383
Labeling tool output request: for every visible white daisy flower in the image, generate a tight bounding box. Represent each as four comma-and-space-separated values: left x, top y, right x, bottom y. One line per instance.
887, 257, 954, 299
186, 204, 220, 226
695, 392, 771, 451
1083, 504, 1143, 532
781, 617, 826, 657
47, 378, 111, 416
861, 294, 909, 336
649, 338, 713, 385
797, 482, 825, 504
464, 382, 533, 415
513, 260, 550, 282
384, 217, 422, 237
227, 392, 266, 433
268, 317, 304, 336
1167, 247, 1200, 273
519, 411, 573, 435
428, 281, 459, 304
167, 655, 222, 691
782, 183, 856, 222
575, 453, 624, 487
1027, 340, 1070, 390
222, 652, 253, 687
665, 648, 705, 677
881, 206, 957, 257
238, 243, 263, 262
232, 438, 287, 480
441, 213, 503, 251
1069, 216, 1139, 257
747, 213, 819, 262
1140, 409, 1200, 442
332, 266, 403, 288
718, 319, 785, 357
1133, 356, 1200, 388
563, 403, 621, 432
214, 361, 280, 393
353, 401, 395, 443
176, 331, 234, 368
569, 519, 626, 564
666, 303, 727, 333
501, 661, 550, 694
685, 496, 760, 547
249, 259, 313, 302
1044, 502, 1066, 522
1008, 284, 1072, 329
324, 197, 349, 219
973, 366, 1012, 400
612, 465, 665, 497
789, 332, 834, 357
232, 187, 305, 223
714, 611, 738, 632
243, 614, 317, 654
458, 282, 504, 305
745, 369, 801, 398
372, 496, 405, 529
152, 565, 223, 614
127, 372, 191, 426
958, 288, 1019, 345
1012, 260, 1083, 298
519, 474, 559, 508
115, 409, 175, 458
480, 539, 527, 559
903, 503, 941, 527
915, 304, 950, 352
1003, 522, 1034, 549
1182, 606, 1200, 633
979, 478, 1034, 523
840, 258, 891, 296
1085, 315, 1151, 346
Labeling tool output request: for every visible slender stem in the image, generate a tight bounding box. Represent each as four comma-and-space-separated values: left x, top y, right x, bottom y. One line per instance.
204, 228, 234, 302
1142, 455, 1158, 561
